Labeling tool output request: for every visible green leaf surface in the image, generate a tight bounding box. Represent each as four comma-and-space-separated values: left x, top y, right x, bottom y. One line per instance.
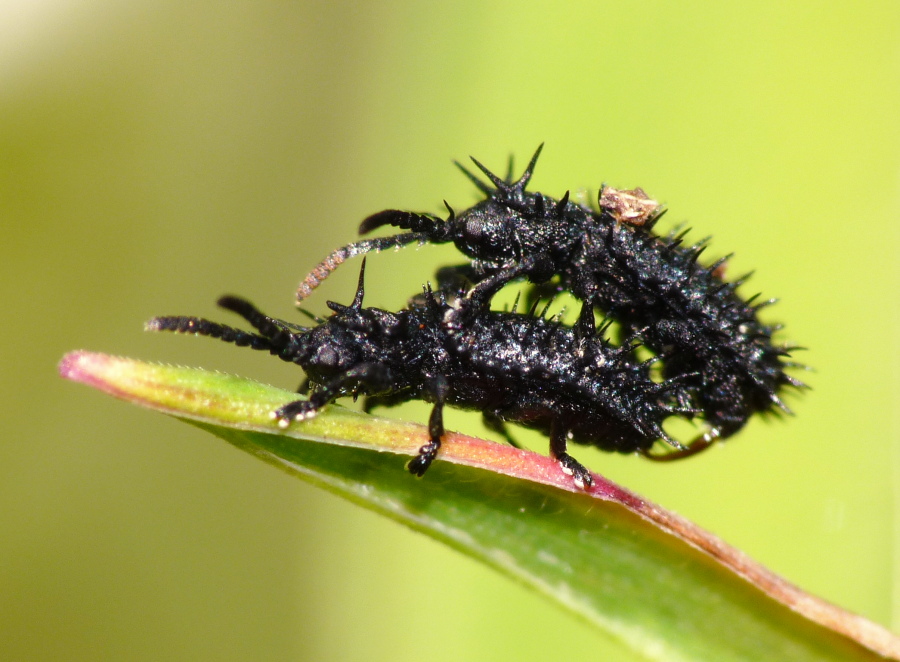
60, 351, 899, 662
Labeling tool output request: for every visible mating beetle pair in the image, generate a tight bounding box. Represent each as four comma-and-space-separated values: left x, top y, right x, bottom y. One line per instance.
150, 146, 804, 486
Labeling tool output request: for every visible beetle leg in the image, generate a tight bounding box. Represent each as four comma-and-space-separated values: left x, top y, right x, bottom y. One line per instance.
549, 419, 593, 489
482, 411, 521, 449
273, 363, 389, 427
464, 259, 538, 309
407, 376, 450, 477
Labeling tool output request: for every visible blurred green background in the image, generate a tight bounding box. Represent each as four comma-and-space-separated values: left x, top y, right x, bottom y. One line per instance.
2, 2, 897, 660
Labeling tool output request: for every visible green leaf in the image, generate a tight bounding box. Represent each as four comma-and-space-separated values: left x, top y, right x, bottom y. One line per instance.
60, 351, 899, 661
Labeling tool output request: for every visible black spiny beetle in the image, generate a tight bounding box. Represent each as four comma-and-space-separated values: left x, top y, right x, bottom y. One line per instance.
148, 262, 694, 487
295, 147, 805, 455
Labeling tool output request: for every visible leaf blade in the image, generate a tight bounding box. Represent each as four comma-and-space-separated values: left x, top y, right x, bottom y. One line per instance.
60, 351, 900, 661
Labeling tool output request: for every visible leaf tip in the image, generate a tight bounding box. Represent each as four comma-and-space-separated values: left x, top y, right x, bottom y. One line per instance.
59, 351, 141, 402
59, 350, 106, 385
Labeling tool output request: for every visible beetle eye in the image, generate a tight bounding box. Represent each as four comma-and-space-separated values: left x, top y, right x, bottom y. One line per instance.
465, 218, 484, 240
314, 345, 339, 367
